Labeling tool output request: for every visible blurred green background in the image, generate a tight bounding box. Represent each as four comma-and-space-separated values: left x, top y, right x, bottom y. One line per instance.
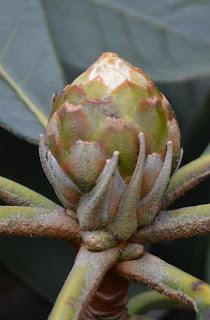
0, 1, 210, 319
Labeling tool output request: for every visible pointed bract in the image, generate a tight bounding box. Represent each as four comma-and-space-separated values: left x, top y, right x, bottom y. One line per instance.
47, 52, 180, 190
40, 52, 181, 243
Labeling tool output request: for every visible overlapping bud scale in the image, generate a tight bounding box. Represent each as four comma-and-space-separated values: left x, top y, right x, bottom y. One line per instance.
48, 53, 180, 192
41, 52, 181, 248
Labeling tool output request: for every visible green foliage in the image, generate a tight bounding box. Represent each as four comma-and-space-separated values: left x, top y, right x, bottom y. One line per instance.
0, 1, 64, 142
42, 0, 210, 82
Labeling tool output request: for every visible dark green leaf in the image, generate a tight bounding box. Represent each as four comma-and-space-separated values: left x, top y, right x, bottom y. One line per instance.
42, 0, 210, 82
159, 78, 210, 132
0, 0, 64, 143
183, 92, 210, 159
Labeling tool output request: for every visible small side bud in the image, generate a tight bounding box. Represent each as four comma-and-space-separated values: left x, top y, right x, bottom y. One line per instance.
82, 230, 117, 251
119, 243, 144, 261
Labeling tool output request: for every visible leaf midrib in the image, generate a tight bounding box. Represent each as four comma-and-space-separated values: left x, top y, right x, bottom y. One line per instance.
0, 63, 48, 129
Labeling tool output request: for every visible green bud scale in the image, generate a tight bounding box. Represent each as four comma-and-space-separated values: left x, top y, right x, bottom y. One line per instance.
39, 52, 182, 249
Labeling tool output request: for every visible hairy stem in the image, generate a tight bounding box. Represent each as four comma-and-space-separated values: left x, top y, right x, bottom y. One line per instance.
162, 154, 210, 209
0, 206, 80, 244
115, 253, 210, 315
133, 204, 210, 244
48, 246, 120, 320
0, 175, 60, 209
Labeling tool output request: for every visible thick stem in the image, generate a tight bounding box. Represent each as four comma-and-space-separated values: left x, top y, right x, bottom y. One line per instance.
162, 154, 210, 209
0, 176, 60, 209
85, 269, 129, 320
48, 246, 120, 320
0, 206, 80, 244
115, 253, 210, 315
133, 204, 210, 244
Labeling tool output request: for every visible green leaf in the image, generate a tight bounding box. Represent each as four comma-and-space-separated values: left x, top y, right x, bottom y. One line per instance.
183, 92, 210, 159
42, 0, 210, 82
159, 79, 210, 142
0, 0, 64, 143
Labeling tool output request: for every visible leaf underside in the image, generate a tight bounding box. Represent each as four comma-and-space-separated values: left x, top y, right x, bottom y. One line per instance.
42, 0, 210, 82
0, 0, 64, 143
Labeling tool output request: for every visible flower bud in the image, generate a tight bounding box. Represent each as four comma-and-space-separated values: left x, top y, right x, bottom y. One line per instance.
47, 52, 180, 194
40, 52, 181, 244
